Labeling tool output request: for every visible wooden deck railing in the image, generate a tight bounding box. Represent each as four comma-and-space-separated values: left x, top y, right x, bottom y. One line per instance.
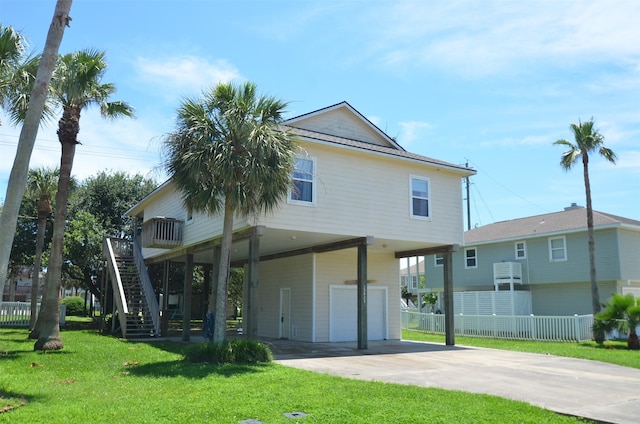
142, 217, 184, 248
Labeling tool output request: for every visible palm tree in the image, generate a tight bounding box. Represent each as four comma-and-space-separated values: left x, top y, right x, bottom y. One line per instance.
164, 81, 297, 343
26, 167, 59, 330
0, 1, 72, 309
33, 49, 133, 351
554, 119, 617, 343
594, 294, 640, 350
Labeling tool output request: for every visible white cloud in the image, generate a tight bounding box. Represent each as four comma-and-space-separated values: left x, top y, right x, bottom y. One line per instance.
398, 121, 433, 144
134, 55, 243, 100
364, 1, 640, 77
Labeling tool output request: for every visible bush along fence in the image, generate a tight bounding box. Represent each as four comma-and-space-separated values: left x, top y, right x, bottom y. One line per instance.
401, 310, 594, 342
0, 302, 67, 327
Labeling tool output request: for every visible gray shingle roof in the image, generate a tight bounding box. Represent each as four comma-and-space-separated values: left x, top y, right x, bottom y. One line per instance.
464, 206, 640, 244
284, 125, 474, 174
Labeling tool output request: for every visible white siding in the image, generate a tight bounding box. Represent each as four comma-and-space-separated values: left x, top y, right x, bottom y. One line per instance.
291, 108, 390, 147
139, 183, 250, 259
257, 255, 314, 341
261, 141, 465, 246
314, 249, 400, 342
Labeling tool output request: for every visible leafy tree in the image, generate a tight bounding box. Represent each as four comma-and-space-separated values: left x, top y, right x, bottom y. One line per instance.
33, 49, 134, 351
228, 268, 244, 318
71, 171, 156, 238
594, 294, 640, 350
0, 2, 72, 305
163, 82, 297, 342
63, 210, 102, 292
26, 167, 58, 329
554, 119, 617, 344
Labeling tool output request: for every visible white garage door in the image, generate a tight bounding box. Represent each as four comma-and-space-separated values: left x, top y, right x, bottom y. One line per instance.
329, 286, 387, 342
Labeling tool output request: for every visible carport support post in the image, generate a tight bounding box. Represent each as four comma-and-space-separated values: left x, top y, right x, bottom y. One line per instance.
246, 231, 260, 340
443, 251, 455, 346
160, 260, 170, 337
357, 242, 368, 349
182, 254, 193, 342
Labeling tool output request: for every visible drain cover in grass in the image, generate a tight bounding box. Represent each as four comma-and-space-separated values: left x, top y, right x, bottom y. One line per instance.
284, 412, 308, 419
239, 420, 263, 424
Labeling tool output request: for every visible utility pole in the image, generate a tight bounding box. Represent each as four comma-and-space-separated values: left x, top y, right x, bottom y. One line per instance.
465, 161, 471, 231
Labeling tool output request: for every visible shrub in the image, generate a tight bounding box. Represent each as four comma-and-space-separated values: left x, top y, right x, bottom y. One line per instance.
184, 340, 273, 364
61, 296, 85, 316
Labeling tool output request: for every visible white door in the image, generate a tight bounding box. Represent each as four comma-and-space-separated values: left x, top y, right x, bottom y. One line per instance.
329, 286, 387, 342
279, 288, 291, 339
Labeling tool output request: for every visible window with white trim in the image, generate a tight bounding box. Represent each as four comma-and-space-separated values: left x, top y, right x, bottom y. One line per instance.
514, 241, 526, 259
410, 175, 430, 219
410, 275, 418, 290
548, 236, 567, 262
465, 248, 477, 269
434, 253, 444, 267
289, 157, 315, 205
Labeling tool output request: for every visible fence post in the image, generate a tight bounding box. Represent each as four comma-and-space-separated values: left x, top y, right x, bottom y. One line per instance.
573, 314, 580, 342
530, 314, 536, 340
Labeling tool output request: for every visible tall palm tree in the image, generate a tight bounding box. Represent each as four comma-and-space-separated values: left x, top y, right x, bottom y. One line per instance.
0, 1, 72, 308
164, 81, 297, 343
33, 49, 133, 351
26, 167, 59, 330
554, 119, 617, 343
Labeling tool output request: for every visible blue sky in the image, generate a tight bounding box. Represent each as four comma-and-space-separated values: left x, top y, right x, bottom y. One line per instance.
1, 0, 638, 227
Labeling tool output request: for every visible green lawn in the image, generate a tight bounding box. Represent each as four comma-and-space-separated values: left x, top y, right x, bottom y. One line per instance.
0, 319, 592, 423
402, 329, 639, 369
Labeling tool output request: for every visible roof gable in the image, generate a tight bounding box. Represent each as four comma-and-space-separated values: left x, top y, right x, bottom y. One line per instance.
465, 207, 640, 244
284, 101, 404, 150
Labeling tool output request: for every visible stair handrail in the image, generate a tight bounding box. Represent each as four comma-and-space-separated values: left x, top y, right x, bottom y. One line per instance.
132, 237, 160, 336
103, 237, 130, 336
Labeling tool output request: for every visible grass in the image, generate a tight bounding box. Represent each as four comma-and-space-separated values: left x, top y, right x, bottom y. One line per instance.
402, 329, 639, 369
0, 319, 591, 423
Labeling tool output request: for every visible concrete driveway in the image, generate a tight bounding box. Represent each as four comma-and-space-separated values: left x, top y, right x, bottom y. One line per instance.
267, 339, 640, 424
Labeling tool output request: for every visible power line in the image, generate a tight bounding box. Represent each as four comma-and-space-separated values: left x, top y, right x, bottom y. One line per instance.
466, 158, 550, 217
0, 134, 160, 162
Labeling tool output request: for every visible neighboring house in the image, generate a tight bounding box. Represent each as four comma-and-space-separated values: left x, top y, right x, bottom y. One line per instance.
123, 101, 474, 343
415, 204, 640, 316
2, 267, 43, 302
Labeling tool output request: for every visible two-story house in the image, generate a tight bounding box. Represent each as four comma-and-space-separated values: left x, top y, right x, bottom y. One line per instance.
115, 101, 474, 344
413, 204, 640, 316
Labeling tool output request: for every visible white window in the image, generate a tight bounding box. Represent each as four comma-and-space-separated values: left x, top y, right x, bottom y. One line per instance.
515, 241, 526, 259
185, 206, 194, 224
289, 157, 315, 205
410, 275, 418, 290
434, 253, 444, 267
465, 248, 477, 269
410, 175, 430, 219
549, 236, 567, 262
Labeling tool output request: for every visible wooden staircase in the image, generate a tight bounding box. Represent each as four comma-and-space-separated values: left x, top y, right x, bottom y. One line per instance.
103, 238, 160, 338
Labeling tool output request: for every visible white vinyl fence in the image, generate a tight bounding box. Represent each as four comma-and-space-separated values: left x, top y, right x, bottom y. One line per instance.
401, 310, 594, 342
0, 302, 66, 327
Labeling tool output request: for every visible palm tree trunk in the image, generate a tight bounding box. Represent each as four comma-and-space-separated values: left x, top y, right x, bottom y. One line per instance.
212, 199, 234, 343
34, 140, 76, 351
0, 0, 72, 306
29, 210, 48, 330
583, 154, 604, 343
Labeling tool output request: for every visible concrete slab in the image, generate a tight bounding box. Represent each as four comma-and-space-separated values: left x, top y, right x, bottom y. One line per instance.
269, 339, 640, 424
